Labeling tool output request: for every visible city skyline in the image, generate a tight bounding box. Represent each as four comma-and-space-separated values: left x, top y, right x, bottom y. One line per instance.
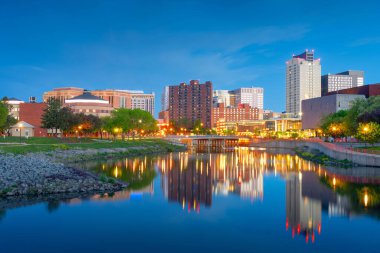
1, 1, 380, 115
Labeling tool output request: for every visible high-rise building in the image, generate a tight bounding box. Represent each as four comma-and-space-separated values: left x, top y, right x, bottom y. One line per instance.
321, 70, 364, 96
168, 80, 213, 128
286, 50, 321, 116
212, 90, 231, 107
230, 87, 264, 109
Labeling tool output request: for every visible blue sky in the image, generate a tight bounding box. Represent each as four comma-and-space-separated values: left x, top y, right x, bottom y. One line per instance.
1, 0, 380, 115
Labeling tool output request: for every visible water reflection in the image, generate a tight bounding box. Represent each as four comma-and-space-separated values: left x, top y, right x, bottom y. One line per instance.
80, 149, 380, 220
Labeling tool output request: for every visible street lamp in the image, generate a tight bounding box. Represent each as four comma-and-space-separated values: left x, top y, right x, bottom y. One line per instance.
18, 122, 23, 143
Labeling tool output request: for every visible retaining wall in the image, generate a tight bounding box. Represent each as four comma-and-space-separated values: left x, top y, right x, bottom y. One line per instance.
250, 140, 380, 167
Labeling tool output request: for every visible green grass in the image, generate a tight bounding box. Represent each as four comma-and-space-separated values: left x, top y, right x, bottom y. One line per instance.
360, 146, 380, 151
0, 136, 93, 144
0, 138, 185, 155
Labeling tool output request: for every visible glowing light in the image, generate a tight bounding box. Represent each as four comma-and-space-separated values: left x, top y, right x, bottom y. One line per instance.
364, 192, 369, 207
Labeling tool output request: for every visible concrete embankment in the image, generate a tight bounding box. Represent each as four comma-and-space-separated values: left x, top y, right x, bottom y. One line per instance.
250, 140, 380, 167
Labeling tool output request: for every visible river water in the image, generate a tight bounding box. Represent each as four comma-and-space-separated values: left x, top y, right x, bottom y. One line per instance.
1, 149, 380, 253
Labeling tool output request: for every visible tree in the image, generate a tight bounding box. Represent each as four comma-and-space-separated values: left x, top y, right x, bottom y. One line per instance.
109, 108, 157, 139
1, 115, 17, 136
0, 102, 8, 130
358, 107, 380, 124
58, 107, 78, 135
320, 110, 348, 137
356, 122, 380, 145
41, 98, 62, 136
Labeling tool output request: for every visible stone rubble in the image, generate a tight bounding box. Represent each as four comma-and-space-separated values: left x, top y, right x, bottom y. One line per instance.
0, 153, 125, 197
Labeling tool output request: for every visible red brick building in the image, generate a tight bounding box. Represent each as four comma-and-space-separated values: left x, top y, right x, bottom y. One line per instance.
212, 103, 263, 127
168, 80, 213, 128
19, 103, 48, 137
326, 83, 380, 97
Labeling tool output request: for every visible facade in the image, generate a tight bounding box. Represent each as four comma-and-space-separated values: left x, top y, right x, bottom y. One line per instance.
43, 87, 85, 104
168, 80, 213, 129
321, 70, 364, 96
213, 90, 231, 107
326, 83, 380, 98
64, 93, 113, 117
286, 50, 321, 116
10, 121, 34, 137
19, 103, 48, 137
230, 87, 264, 109
301, 94, 365, 129
263, 110, 281, 120
161, 86, 169, 111
212, 103, 263, 128
131, 93, 155, 115
44, 87, 155, 115
4, 98, 24, 120
265, 118, 302, 132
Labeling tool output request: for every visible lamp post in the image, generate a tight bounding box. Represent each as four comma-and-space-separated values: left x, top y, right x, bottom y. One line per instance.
19, 123, 23, 143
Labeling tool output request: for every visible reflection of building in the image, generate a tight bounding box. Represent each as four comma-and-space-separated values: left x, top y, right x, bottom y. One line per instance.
165, 154, 213, 211
286, 172, 321, 242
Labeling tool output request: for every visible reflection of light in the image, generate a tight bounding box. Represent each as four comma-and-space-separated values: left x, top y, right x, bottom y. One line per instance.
333, 177, 336, 187
364, 192, 369, 207
114, 166, 119, 178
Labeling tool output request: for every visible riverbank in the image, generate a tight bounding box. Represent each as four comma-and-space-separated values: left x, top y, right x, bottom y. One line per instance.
250, 139, 380, 167
0, 139, 186, 198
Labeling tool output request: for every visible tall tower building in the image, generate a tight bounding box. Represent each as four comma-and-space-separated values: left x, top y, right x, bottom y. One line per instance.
321, 70, 364, 96
286, 50, 321, 116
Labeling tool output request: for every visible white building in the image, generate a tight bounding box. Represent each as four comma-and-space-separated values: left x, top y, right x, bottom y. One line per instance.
321, 70, 364, 96
131, 92, 155, 115
161, 86, 169, 111
4, 98, 24, 120
230, 87, 264, 109
286, 50, 321, 116
213, 90, 231, 107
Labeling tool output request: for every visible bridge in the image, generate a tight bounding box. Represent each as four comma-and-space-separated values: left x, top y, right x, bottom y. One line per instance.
166, 135, 240, 153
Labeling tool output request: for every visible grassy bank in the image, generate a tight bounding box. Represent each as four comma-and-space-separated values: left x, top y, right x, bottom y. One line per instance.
0, 137, 186, 155
295, 147, 353, 168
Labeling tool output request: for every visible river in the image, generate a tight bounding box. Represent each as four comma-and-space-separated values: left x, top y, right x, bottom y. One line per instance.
1, 148, 379, 253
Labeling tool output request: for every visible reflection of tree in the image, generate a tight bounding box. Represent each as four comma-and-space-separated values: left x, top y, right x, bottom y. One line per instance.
125, 169, 156, 190
46, 200, 61, 213
321, 176, 380, 219
0, 209, 6, 221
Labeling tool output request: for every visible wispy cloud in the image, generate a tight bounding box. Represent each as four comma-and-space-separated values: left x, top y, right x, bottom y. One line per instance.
349, 37, 380, 47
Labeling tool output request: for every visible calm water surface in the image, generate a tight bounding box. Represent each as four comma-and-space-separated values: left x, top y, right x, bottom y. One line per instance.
1, 149, 380, 253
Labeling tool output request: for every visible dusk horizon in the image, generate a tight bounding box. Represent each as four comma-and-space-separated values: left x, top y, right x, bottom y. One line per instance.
2, 0, 380, 114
